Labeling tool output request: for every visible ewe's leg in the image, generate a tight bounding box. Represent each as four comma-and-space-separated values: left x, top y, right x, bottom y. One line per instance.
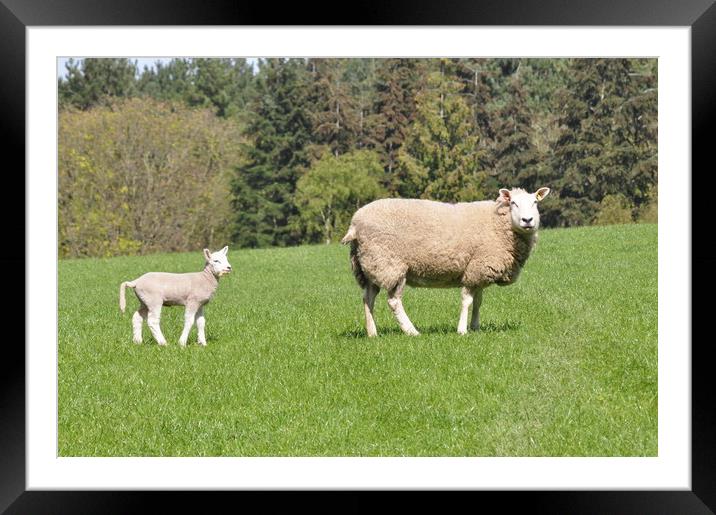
387, 278, 419, 336
195, 306, 207, 347
146, 305, 168, 346
470, 288, 484, 331
131, 304, 148, 344
178, 303, 199, 347
457, 287, 474, 335
363, 282, 380, 337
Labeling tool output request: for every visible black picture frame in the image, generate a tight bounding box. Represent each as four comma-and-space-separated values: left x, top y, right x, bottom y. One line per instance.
3, 0, 713, 513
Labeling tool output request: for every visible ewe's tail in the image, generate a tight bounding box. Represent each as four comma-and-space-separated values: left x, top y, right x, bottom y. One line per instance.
348, 240, 368, 290
341, 225, 368, 289
340, 225, 356, 245
119, 281, 136, 313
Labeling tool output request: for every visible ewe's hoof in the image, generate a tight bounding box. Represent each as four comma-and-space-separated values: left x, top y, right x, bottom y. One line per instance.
457, 329, 468, 335
133, 339, 142, 344
198, 341, 207, 347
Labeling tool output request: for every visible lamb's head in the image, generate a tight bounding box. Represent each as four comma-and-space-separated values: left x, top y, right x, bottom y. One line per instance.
203, 246, 232, 277
498, 187, 550, 234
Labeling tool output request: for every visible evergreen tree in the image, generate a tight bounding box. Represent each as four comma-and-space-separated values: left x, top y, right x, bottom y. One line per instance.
397, 59, 488, 202
491, 74, 541, 192
364, 58, 424, 191
191, 58, 254, 118
305, 58, 361, 157
231, 58, 312, 248
549, 58, 657, 226
137, 58, 197, 104
59, 58, 138, 109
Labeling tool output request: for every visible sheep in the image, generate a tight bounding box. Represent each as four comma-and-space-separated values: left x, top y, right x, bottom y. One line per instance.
341, 187, 550, 336
119, 246, 232, 346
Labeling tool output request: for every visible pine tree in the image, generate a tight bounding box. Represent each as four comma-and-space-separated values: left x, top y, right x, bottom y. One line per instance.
136, 58, 197, 104
397, 59, 489, 202
364, 59, 424, 192
491, 74, 541, 193
549, 58, 657, 226
305, 58, 361, 157
231, 59, 312, 248
59, 58, 138, 109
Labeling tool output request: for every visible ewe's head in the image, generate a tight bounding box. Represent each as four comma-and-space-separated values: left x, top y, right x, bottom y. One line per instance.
204, 246, 232, 276
498, 187, 550, 234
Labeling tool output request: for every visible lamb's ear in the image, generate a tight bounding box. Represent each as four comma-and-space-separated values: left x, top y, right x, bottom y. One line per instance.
535, 187, 551, 201
203, 248, 212, 261
220, 246, 228, 255
498, 188, 511, 204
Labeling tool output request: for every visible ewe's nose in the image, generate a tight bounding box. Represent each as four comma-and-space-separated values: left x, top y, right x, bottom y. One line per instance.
522, 217, 533, 224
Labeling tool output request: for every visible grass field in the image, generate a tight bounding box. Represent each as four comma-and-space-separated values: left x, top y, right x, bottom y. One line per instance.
58, 223, 657, 456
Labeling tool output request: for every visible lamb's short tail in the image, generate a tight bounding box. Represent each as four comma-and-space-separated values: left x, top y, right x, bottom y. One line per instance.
119, 280, 136, 313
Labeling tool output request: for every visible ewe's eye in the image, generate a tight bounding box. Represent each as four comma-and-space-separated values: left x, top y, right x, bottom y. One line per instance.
511, 201, 517, 207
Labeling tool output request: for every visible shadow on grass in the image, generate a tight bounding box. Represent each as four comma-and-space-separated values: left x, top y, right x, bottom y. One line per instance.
340, 320, 521, 339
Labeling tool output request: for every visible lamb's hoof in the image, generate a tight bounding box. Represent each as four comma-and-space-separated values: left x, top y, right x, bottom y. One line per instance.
133, 338, 142, 344
406, 329, 420, 336
178, 341, 187, 347
157, 341, 167, 346
457, 329, 468, 336
198, 341, 207, 347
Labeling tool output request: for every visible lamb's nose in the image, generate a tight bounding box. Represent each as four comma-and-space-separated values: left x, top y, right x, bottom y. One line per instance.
522, 217, 533, 224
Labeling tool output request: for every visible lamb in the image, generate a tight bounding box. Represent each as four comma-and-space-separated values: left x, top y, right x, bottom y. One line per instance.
341, 187, 550, 336
119, 246, 232, 346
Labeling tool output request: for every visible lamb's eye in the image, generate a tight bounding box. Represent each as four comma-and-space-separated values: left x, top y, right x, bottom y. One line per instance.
213, 259, 219, 263
511, 201, 517, 207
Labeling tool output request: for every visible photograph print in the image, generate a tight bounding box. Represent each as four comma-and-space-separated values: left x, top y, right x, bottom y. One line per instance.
57, 56, 657, 458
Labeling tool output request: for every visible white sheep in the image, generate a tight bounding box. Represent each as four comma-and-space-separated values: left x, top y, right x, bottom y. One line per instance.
119, 247, 232, 346
341, 187, 550, 336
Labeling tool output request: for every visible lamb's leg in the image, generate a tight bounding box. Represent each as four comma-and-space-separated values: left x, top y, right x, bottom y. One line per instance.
387, 278, 419, 336
470, 288, 484, 331
131, 304, 148, 344
363, 282, 379, 337
146, 305, 167, 346
457, 287, 474, 335
178, 303, 198, 347
195, 306, 207, 347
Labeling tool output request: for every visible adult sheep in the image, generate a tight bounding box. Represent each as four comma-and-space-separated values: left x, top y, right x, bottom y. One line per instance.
341, 187, 550, 336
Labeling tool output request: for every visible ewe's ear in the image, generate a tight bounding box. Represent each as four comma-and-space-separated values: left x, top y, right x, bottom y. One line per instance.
498, 188, 511, 204
203, 248, 212, 261
535, 187, 551, 201
221, 246, 228, 255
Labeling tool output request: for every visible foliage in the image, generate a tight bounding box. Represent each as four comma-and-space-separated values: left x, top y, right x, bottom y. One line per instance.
58, 97, 242, 257
58, 57, 659, 255
59, 58, 138, 110
548, 59, 658, 227
593, 194, 635, 225
637, 186, 658, 223
230, 59, 312, 248
398, 60, 489, 202
295, 150, 387, 244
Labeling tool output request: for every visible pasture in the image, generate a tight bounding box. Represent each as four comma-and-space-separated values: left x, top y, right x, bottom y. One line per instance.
58, 223, 657, 456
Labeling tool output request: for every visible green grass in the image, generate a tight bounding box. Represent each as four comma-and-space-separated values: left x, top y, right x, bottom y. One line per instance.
58, 223, 657, 456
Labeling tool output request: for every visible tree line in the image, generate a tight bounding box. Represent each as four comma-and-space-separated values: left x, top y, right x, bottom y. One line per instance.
58, 57, 657, 257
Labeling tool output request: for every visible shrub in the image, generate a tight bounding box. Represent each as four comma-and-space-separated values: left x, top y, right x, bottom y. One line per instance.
593, 194, 634, 226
